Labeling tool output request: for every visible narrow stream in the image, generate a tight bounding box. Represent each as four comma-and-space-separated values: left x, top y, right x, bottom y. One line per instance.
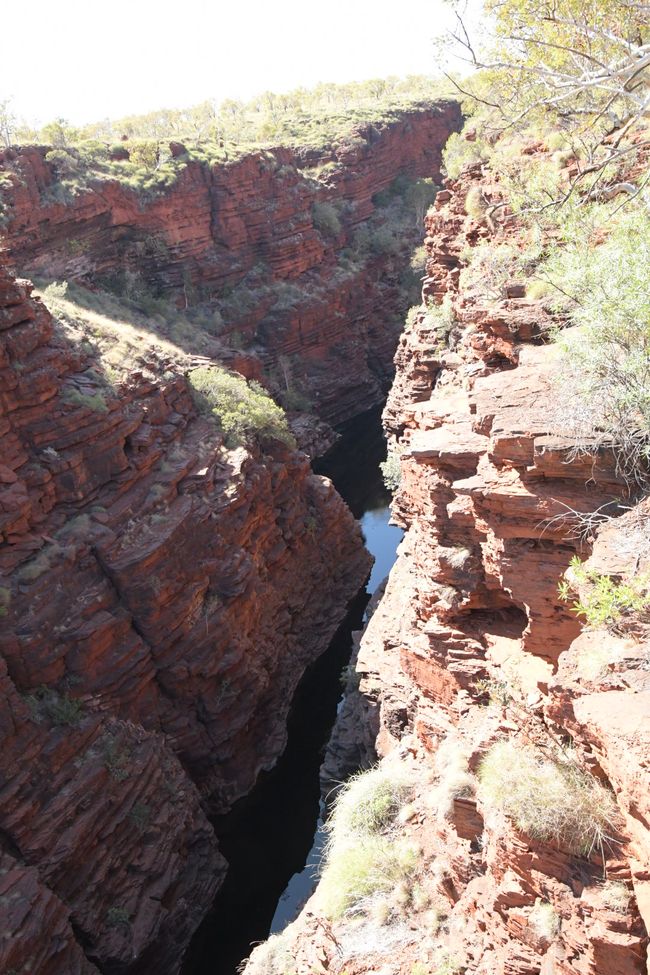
182, 407, 402, 975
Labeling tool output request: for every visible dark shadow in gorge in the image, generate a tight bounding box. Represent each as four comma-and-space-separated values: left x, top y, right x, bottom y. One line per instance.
181, 407, 396, 975
180, 588, 369, 975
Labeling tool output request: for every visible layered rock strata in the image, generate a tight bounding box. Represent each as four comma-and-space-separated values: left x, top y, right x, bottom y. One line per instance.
248, 152, 649, 974
0, 260, 371, 973
0, 103, 462, 429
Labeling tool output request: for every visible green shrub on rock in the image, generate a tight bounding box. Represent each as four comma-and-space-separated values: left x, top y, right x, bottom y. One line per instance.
188, 366, 295, 449
318, 765, 417, 919
312, 201, 342, 236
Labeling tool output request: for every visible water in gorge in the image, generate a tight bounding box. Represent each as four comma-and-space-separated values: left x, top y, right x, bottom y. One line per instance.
182, 407, 402, 975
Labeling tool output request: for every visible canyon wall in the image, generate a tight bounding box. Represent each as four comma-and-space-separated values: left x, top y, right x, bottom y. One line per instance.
248, 151, 650, 974
0, 258, 372, 974
0, 102, 462, 429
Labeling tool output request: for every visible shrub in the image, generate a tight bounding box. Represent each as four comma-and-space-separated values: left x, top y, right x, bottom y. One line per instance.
545, 205, 650, 485
42, 280, 69, 306
62, 388, 109, 413
529, 899, 560, 940
244, 931, 294, 975
103, 738, 131, 781
281, 387, 312, 411
106, 907, 130, 927
18, 542, 63, 583
188, 366, 295, 448
312, 200, 341, 236
27, 687, 84, 726
601, 881, 631, 913
461, 232, 543, 300
460, 242, 518, 298
430, 734, 475, 818
526, 279, 553, 300
558, 556, 650, 631
45, 148, 81, 178
410, 245, 428, 274
479, 739, 620, 856
464, 185, 487, 219
380, 451, 402, 492
319, 834, 419, 919
443, 131, 490, 179
432, 951, 463, 975
327, 766, 412, 845
318, 765, 417, 918
405, 305, 420, 330
369, 224, 400, 256
405, 177, 438, 225
420, 296, 455, 345
129, 802, 150, 832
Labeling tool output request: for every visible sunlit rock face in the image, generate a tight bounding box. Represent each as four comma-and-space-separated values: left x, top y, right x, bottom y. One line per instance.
246, 149, 649, 975
0, 101, 462, 430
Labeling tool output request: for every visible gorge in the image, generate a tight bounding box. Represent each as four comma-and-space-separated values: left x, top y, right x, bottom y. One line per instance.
243, 131, 650, 975
2, 56, 649, 975
0, 101, 459, 975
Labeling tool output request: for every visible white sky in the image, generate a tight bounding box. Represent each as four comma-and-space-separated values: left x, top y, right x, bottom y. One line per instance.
1, 0, 472, 127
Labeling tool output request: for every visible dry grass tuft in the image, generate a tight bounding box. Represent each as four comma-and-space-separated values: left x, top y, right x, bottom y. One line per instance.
318, 765, 418, 920
479, 739, 620, 856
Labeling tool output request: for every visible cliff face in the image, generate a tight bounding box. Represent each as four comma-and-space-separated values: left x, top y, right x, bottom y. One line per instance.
248, 153, 649, 974
0, 103, 462, 429
0, 260, 372, 973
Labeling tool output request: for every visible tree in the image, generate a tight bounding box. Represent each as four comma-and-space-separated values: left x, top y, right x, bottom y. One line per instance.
0, 98, 16, 148
40, 118, 80, 147
443, 0, 649, 202
406, 178, 438, 226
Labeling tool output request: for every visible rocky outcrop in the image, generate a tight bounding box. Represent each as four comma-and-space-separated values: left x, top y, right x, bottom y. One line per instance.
0, 259, 371, 972
250, 150, 649, 974
0, 103, 462, 430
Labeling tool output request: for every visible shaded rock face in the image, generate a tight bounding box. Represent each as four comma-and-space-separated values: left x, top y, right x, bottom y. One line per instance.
0, 261, 372, 973
0, 103, 462, 428
258, 155, 649, 974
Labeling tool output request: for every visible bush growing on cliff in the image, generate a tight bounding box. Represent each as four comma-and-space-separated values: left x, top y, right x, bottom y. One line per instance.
479, 739, 620, 856
421, 296, 455, 348
442, 131, 490, 179
26, 687, 84, 727
318, 765, 417, 919
312, 201, 342, 237
529, 899, 560, 941
558, 556, 650, 631
188, 366, 295, 449
542, 204, 650, 485
464, 185, 487, 220
380, 451, 402, 492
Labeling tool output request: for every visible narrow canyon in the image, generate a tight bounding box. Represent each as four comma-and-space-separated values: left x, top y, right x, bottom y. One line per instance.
0, 102, 461, 974
2, 70, 649, 975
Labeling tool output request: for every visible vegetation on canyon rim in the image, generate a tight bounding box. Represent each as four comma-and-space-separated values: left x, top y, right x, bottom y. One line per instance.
0, 77, 451, 204
188, 367, 296, 449
3, 76, 451, 151
441, 0, 650, 487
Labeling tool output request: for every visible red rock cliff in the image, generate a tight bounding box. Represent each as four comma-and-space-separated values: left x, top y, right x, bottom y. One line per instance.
0, 103, 462, 429
247, 152, 650, 974
0, 257, 372, 973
